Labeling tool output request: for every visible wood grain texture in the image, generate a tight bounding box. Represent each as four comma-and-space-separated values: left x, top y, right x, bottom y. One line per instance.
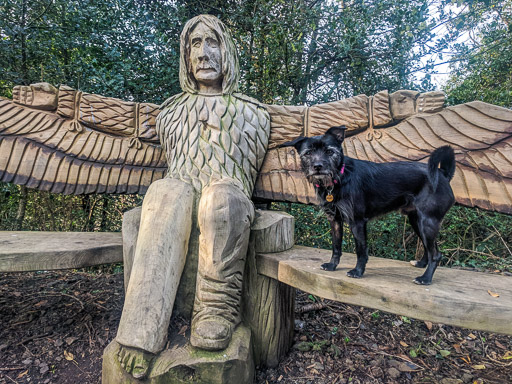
0, 231, 122, 272
257, 246, 512, 336
254, 101, 512, 214
252, 209, 295, 253
117, 179, 195, 354
0, 99, 167, 195
243, 210, 295, 367
56, 85, 160, 142
1, 87, 512, 214
103, 326, 254, 384
122, 206, 142, 292
265, 104, 306, 149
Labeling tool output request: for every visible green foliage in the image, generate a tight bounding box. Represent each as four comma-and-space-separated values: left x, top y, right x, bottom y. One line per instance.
182, 0, 439, 103
0, 0, 183, 102
272, 202, 512, 272
443, 0, 512, 107
0, 183, 142, 232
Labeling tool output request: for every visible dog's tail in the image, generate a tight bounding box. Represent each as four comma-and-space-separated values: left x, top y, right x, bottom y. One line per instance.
428, 146, 455, 191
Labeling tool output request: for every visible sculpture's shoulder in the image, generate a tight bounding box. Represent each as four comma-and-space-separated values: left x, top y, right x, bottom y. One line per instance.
159, 92, 186, 110
232, 93, 268, 111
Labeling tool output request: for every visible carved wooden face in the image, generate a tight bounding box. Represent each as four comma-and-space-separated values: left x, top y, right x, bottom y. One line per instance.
189, 23, 223, 92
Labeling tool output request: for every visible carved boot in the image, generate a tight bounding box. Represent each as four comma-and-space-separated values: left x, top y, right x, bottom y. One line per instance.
190, 182, 254, 350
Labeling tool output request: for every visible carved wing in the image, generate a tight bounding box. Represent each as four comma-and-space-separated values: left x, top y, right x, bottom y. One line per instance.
0, 85, 167, 194
254, 101, 512, 215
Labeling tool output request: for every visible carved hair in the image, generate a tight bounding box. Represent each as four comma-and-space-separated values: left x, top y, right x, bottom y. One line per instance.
179, 14, 240, 94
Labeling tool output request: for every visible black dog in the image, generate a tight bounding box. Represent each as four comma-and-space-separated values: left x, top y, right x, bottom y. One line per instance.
281, 126, 456, 285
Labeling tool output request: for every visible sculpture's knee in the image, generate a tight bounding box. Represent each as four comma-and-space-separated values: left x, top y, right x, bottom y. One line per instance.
145, 177, 193, 201
198, 182, 254, 232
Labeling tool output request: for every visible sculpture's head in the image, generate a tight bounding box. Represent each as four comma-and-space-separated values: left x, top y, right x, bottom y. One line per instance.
180, 15, 239, 95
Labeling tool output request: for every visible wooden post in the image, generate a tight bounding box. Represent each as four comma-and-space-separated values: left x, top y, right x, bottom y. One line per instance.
243, 209, 295, 367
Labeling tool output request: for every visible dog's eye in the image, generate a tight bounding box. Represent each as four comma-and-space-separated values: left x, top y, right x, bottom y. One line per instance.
325, 149, 334, 155
302, 150, 312, 156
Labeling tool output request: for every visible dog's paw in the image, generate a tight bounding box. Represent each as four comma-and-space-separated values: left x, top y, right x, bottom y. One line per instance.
410, 260, 428, 268
413, 276, 432, 285
321, 262, 337, 271
346, 268, 363, 278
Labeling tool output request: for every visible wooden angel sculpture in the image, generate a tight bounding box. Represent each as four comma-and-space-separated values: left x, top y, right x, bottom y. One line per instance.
1, 13, 512, 382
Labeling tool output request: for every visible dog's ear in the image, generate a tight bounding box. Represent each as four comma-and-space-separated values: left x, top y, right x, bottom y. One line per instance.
278, 136, 308, 152
325, 125, 348, 143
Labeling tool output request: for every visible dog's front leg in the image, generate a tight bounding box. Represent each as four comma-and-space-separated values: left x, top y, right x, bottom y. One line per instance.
321, 213, 343, 271
347, 219, 368, 278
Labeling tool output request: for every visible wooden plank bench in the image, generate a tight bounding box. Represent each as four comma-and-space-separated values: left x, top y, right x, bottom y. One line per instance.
257, 245, 512, 336
1, 229, 511, 337
0, 231, 123, 272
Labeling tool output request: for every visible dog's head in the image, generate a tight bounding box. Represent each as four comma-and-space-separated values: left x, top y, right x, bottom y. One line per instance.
280, 126, 347, 187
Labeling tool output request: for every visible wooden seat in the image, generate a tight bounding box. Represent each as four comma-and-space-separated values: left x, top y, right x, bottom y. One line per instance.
0, 231, 122, 272
1, 229, 511, 338
256, 245, 512, 336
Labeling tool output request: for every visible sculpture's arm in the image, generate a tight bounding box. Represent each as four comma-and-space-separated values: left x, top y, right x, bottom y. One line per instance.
254, 100, 512, 215
0, 83, 167, 194
265, 90, 445, 148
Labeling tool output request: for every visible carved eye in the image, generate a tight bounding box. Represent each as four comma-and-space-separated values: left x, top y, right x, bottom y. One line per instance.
207, 38, 219, 48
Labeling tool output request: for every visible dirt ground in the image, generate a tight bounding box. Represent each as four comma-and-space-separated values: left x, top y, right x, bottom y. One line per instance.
1, 270, 511, 384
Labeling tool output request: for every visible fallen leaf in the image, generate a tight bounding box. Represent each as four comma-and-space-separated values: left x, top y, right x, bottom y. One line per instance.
397, 361, 422, 372
495, 340, 506, 350
398, 354, 413, 363
460, 356, 471, 364
472, 364, 486, 370
487, 290, 500, 298
468, 333, 477, 340
34, 300, 48, 307
17, 370, 28, 379
400, 341, 408, 347
64, 350, 74, 361
178, 325, 188, 336
503, 351, 512, 360
453, 344, 462, 354
277, 375, 283, 382
439, 350, 451, 357
424, 321, 433, 331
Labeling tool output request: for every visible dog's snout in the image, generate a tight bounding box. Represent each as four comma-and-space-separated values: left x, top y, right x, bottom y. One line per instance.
313, 163, 323, 172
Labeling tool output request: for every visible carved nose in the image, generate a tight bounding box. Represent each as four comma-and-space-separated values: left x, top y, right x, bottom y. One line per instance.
199, 46, 210, 61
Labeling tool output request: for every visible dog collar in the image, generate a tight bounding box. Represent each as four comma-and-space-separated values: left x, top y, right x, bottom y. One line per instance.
325, 164, 345, 202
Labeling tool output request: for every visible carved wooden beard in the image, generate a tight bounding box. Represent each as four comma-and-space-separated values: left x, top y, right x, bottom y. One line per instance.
156, 93, 270, 197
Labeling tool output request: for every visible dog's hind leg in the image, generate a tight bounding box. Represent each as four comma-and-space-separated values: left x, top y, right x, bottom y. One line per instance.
321, 213, 343, 271
347, 219, 368, 278
407, 211, 428, 268
413, 214, 442, 285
